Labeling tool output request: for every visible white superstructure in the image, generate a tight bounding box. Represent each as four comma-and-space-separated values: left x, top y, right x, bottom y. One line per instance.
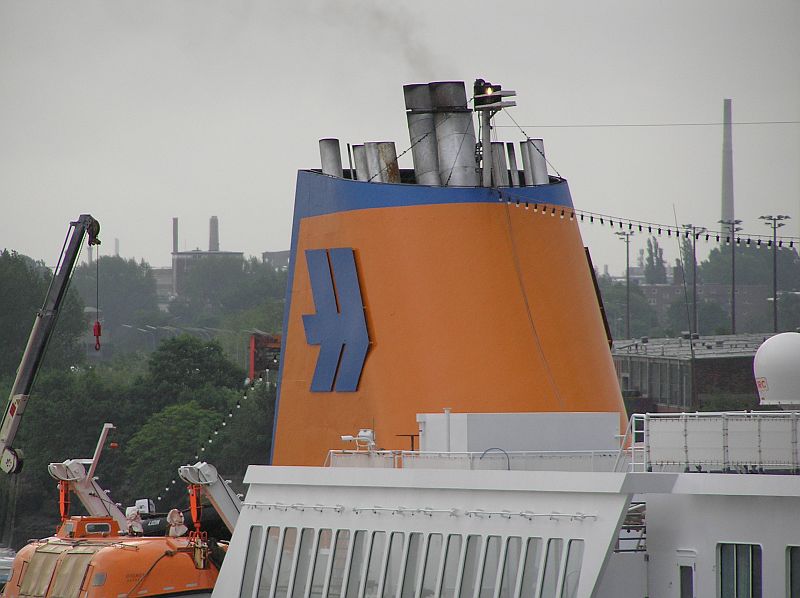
213, 411, 800, 598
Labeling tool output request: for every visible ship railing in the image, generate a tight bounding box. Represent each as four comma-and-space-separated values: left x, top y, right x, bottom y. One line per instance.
327, 449, 620, 472
617, 411, 800, 473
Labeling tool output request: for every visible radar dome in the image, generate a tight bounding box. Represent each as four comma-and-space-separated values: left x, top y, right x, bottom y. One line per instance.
754, 332, 800, 406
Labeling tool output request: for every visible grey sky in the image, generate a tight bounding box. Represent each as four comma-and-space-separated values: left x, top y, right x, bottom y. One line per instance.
1, 0, 798, 275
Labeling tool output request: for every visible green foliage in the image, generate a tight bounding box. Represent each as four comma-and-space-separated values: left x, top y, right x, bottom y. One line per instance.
597, 276, 661, 339
700, 245, 800, 289
665, 299, 730, 336
644, 237, 667, 284
143, 336, 244, 411
0, 249, 85, 377
124, 401, 224, 500
73, 255, 159, 324
170, 257, 286, 327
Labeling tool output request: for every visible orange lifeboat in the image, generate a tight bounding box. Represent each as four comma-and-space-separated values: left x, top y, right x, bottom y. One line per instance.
1, 516, 221, 598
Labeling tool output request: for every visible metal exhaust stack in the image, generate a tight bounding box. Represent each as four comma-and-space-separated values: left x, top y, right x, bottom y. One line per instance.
506, 142, 520, 187
403, 84, 441, 186
524, 139, 549, 185
430, 81, 479, 187
377, 142, 400, 183
491, 141, 509, 187
319, 138, 343, 178
364, 142, 383, 182
520, 141, 533, 186
352, 145, 370, 181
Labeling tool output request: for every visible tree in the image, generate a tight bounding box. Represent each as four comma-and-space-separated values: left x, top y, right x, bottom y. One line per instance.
170, 256, 287, 327
644, 237, 667, 284
139, 335, 245, 411
72, 255, 160, 330
598, 276, 662, 338
700, 244, 800, 288
666, 298, 730, 336
0, 249, 85, 377
123, 401, 224, 501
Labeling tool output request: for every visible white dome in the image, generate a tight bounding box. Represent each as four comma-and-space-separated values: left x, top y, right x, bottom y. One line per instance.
754, 332, 800, 405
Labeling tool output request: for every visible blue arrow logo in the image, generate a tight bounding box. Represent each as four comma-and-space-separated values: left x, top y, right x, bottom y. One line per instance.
303, 248, 369, 392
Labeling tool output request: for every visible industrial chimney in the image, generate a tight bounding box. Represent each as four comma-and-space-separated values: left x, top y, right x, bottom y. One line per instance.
209, 216, 220, 252
172, 217, 179, 254
721, 99, 734, 228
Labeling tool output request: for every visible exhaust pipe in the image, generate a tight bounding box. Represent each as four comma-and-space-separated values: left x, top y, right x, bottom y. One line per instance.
352, 145, 370, 181
404, 84, 441, 186
430, 81, 478, 187
319, 138, 343, 177
506, 142, 520, 187
491, 142, 509, 187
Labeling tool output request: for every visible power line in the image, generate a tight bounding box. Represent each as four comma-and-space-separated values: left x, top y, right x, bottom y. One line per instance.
494, 120, 800, 129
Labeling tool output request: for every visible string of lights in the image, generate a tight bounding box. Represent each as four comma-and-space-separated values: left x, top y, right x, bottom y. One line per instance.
495, 190, 799, 248
154, 378, 265, 505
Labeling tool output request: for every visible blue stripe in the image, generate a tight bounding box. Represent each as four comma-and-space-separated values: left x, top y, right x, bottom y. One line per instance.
294, 170, 573, 219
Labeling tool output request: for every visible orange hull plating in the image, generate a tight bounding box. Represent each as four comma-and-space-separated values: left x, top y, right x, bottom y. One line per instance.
273, 190, 626, 466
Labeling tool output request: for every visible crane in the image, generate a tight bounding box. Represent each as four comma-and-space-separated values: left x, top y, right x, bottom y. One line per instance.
0, 214, 100, 475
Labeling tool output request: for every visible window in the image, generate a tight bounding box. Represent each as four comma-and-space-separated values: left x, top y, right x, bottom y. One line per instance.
719, 543, 761, 598
519, 538, 543, 598
480, 536, 502, 598
292, 528, 315, 598
540, 539, 563, 598
364, 531, 386, 598
401, 533, 423, 598
328, 530, 350, 598
240, 526, 263, 598
346, 531, 368, 598
561, 540, 584, 598
421, 534, 443, 598
257, 527, 281, 598
499, 537, 522, 598
441, 535, 463, 598
84, 523, 111, 534
789, 546, 800, 598
310, 529, 333, 598
384, 532, 404, 598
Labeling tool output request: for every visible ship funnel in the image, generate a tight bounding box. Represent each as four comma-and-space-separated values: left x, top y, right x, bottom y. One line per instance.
319, 138, 343, 178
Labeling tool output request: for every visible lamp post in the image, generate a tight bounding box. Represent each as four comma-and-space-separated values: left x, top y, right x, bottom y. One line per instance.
759, 214, 790, 332
616, 231, 635, 339
682, 224, 707, 336
719, 219, 743, 334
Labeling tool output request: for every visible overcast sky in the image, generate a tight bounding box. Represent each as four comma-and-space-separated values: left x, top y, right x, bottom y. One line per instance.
1, 0, 798, 276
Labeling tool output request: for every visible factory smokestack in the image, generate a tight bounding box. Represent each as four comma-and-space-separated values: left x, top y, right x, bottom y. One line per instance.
209, 216, 220, 252
172, 218, 179, 254
721, 99, 734, 227
114, 238, 119, 257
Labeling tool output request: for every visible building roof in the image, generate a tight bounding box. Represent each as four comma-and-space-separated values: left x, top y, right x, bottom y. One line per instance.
612, 333, 773, 361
